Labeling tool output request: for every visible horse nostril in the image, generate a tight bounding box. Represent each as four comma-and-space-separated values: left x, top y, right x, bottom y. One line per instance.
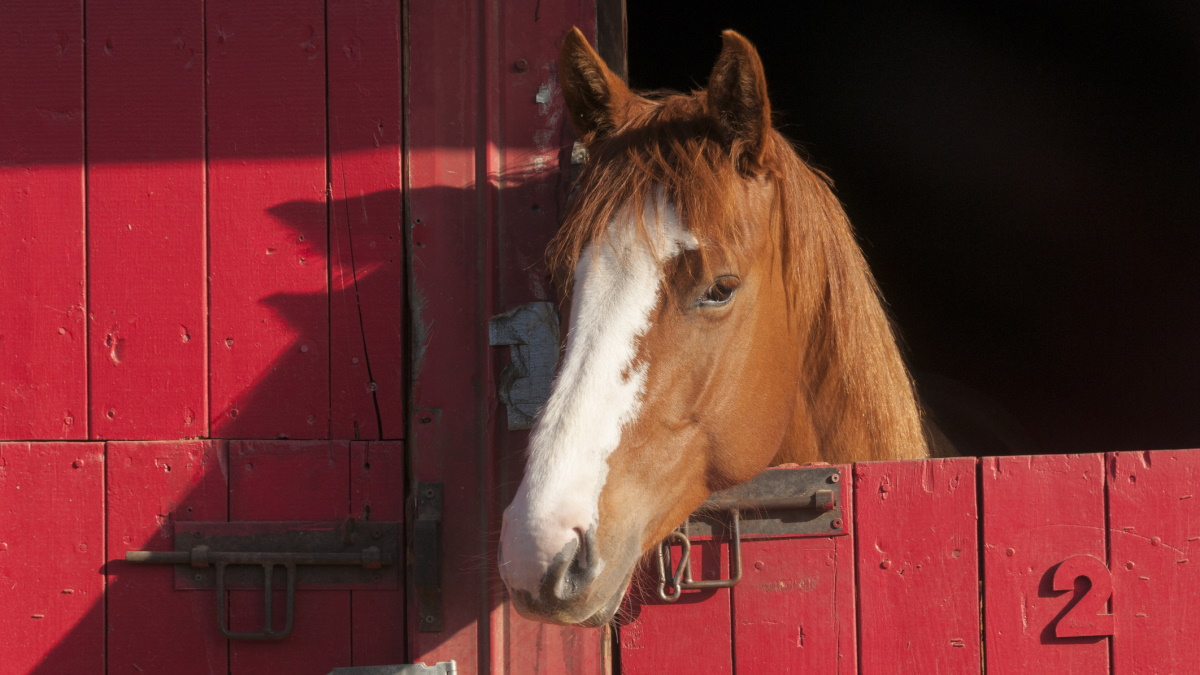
541, 526, 599, 603
573, 527, 589, 569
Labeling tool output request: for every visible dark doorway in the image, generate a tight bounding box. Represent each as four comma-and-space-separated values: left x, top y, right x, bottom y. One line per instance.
628, 2, 1200, 455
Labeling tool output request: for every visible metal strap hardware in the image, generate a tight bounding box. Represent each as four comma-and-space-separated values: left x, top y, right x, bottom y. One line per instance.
414, 482, 444, 632
656, 465, 844, 602
126, 518, 399, 640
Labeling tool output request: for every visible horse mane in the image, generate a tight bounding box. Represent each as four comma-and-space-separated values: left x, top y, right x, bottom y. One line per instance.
548, 89, 930, 463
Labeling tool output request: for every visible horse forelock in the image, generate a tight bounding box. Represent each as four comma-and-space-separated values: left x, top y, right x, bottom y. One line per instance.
548, 87, 930, 464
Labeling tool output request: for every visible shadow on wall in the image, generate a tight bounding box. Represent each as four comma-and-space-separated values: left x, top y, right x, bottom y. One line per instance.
27, 166, 574, 672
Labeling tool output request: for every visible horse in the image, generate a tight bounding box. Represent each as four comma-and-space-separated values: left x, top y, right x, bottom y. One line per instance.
498, 27, 935, 627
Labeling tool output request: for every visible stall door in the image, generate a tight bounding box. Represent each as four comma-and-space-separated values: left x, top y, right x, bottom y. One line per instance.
2, 0, 407, 671
620, 450, 1200, 674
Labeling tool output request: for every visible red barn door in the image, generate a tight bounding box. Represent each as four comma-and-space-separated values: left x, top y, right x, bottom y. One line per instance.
1, 1, 604, 673
622, 450, 1200, 674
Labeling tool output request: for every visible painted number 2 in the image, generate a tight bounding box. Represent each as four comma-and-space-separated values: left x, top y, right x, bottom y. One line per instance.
1052, 554, 1115, 638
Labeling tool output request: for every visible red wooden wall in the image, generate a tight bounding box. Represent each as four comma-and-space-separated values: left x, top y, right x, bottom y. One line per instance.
622, 450, 1200, 674
6, 2, 1195, 675
0, 1, 601, 673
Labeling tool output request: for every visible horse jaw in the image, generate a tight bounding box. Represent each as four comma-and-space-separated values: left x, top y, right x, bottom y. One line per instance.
499, 198, 696, 624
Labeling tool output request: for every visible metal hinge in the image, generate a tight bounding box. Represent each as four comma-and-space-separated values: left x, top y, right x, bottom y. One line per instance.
414, 482, 443, 632
327, 662, 457, 675
657, 465, 844, 601
126, 518, 400, 640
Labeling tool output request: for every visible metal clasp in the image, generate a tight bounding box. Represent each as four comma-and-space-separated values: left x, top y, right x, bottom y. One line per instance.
655, 466, 844, 601
656, 509, 743, 602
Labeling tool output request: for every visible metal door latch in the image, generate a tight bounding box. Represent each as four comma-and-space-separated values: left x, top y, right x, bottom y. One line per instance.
656, 465, 844, 601
126, 518, 400, 640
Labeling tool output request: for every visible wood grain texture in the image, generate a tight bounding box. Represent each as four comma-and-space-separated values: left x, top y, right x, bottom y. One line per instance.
350, 441, 406, 666
619, 539, 734, 675
735, 539, 840, 672
0, 442, 104, 673
106, 441, 229, 674
1109, 449, 1200, 673
981, 454, 1109, 673
487, 3, 605, 674
0, 2, 86, 440
855, 457, 981, 674
228, 440, 351, 674
405, 0, 488, 668
207, 0, 329, 439
86, 0, 207, 440
327, 0, 405, 441
733, 465, 856, 674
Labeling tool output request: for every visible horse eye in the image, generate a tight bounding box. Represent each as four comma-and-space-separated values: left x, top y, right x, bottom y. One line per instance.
699, 277, 738, 306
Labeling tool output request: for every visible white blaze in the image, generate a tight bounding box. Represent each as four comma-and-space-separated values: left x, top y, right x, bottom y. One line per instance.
500, 198, 697, 594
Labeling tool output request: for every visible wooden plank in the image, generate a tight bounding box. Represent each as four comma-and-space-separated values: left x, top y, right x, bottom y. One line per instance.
327, 0, 405, 441
855, 457, 981, 674
106, 441, 229, 674
618, 539, 733, 675
732, 465, 857, 674
981, 454, 1108, 673
486, 4, 604, 674
735, 540, 840, 671
0, 2, 86, 440
207, 0, 329, 439
1109, 449, 1200, 673
86, 0, 207, 440
0, 442, 104, 673
350, 441, 406, 666
228, 440, 351, 673
405, 0, 487, 668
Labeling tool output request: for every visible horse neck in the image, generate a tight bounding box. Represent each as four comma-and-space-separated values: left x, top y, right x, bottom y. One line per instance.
775, 176, 930, 465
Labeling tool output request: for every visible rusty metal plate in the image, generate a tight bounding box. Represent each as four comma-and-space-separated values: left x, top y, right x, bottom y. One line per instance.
684, 465, 845, 540
172, 520, 400, 591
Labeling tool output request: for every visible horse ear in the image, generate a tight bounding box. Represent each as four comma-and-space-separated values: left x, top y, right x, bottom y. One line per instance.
706, 30, 772, 171
559, 27, 633, 138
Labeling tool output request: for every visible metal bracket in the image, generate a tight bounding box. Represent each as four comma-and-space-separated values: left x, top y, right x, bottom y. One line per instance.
657, 465, 844, 601
126, 518, 399, 640
414, 482, 443, 632
327, 662, 457, 675
488, 302, 560, 429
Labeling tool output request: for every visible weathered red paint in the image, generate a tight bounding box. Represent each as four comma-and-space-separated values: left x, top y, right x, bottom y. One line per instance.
0, 442, 105, 674
404, 0, 489, 666
328, 0, 405, 441
620, 538, 735, 674
733, 465, 857, 674
207, 0, 330, 439
9, 1, 1200, 673
0, 2, 87, 440
350, 441, 407, 665
1109, 449, 1200, 672
86, 0, 208, 440
487, 1, 606, 673
853, 458, 982, 674
406, 0, 601, 672
621, 465, 856, 674
982, 454, 1109, 673
106, 441, 229, 674
227, 441, 352, 672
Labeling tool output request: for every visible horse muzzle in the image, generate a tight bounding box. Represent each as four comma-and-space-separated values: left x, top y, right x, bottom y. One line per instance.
499, 514, 631, 625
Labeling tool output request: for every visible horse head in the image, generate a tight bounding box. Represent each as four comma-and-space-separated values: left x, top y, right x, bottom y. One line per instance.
499, 27, 930, 626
